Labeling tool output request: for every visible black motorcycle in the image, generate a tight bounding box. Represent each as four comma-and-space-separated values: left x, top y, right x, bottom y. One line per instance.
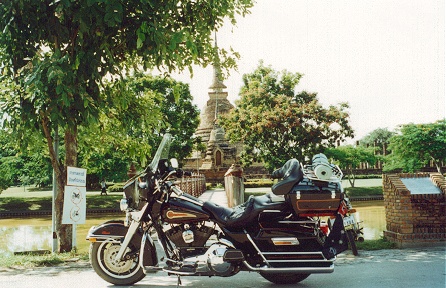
86, 133, 360, 285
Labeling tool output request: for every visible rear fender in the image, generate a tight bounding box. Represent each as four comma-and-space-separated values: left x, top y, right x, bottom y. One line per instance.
86, 220, 158, 267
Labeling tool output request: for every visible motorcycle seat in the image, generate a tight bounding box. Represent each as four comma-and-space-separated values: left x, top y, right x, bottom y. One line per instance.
203, 194, 288, 228
271, 158, 304, 195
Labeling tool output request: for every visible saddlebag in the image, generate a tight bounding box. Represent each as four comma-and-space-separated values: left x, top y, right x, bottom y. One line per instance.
287, 178, 343, 217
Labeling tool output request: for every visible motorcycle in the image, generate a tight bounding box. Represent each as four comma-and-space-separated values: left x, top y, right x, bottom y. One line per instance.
86, 133, 362, 286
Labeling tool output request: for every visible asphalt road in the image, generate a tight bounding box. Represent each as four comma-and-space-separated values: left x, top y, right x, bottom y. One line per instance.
1, 246, 444, 288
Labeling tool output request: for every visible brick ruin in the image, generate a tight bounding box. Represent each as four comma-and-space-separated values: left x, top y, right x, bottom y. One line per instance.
383, 173, 446, 247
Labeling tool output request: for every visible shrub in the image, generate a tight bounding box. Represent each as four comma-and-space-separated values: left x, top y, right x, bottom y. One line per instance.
108, 182, 125, 193
344, 186, 383, 197
244, 179, 274, 188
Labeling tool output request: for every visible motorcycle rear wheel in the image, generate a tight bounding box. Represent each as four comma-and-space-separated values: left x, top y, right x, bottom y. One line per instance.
90, 241, 145, 285
346, 229, 359, 256
259, 272, 310, 284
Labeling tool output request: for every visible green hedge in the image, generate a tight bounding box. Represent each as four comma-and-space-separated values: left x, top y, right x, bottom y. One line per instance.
108, 183, 125, 193
351, 175, 382, 179
344, 186, 383, 197
244, 179, 274, 188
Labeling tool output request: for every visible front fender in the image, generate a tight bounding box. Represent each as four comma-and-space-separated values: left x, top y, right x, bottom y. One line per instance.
86, 220, 158, 267
86, 220, 128, 242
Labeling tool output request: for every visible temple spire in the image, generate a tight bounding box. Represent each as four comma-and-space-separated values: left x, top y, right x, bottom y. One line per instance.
209, 33, 227, 91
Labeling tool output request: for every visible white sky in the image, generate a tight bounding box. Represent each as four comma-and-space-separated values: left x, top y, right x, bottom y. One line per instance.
169, 0, 445, 142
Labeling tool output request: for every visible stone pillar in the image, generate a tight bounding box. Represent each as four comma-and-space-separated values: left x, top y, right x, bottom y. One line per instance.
224, 164, 244, 207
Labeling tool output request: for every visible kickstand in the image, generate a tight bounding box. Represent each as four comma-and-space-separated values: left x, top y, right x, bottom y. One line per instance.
176, 275, 182, 288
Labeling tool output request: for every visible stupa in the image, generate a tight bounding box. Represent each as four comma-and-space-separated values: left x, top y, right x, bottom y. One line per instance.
183, 62, 240, 181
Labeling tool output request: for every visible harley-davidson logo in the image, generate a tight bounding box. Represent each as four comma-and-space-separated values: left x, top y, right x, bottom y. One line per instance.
166, 210, 197, 219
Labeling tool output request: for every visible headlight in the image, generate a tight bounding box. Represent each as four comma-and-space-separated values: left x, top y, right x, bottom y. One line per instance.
120, 198, 129, 211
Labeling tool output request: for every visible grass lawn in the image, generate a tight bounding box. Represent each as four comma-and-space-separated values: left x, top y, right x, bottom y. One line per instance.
344, 186, 382, 197
0, 194, 123, 212
1, 178, 384, 213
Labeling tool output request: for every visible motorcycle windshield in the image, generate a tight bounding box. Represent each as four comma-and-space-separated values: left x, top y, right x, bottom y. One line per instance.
147, 133, 172, 174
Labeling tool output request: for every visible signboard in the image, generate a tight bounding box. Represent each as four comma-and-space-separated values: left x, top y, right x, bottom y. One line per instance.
67, 166, 87, 186
63, 166, 87, 224
62, 186, 86, 224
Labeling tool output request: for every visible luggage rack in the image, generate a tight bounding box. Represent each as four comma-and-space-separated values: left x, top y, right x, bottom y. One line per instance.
302, 163, 343, 183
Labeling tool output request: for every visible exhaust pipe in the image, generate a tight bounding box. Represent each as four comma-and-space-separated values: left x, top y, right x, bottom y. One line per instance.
242, 261, 334, 274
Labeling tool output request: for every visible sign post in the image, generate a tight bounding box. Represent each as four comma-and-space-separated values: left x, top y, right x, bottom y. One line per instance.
51, 127, 59, 253
63, 166, 87, 249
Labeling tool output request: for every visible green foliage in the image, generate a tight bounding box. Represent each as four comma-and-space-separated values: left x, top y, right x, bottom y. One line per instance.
125, 73, 200, 163
384, 120, 446, 173
0, 0, 253, 251
108, 182, 125, 193
0, 197, 52, 212
78, 73, 200, 184
360, 127, 395, 155
0, 195, 122, 212
77, 80, 160, 183
85, 195, 122, 209
325, 145, 376, 187
325, 145, 376, 169
0, 251, 87, 268
220, 61, 354, 171
344, 186, 383, 197
353, 174, 382, 179
356, 238, 397, 250
0, 0, 254, 167
244, 179, 274, 188
0, 129, 53, 190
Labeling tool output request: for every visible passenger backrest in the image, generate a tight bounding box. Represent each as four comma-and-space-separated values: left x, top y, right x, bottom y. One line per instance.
271, 159, 304, 195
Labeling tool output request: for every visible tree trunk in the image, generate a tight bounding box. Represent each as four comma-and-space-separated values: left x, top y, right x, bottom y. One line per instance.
433, 159, 443, 174
41, 115, 78, 252
347, 168, 355, 188
57, 126, 78, 252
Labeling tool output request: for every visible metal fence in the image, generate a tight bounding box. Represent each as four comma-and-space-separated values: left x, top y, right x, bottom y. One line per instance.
175, 173, 207, 197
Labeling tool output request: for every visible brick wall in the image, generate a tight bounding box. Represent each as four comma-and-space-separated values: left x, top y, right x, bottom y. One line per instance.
382, 173, 446, 247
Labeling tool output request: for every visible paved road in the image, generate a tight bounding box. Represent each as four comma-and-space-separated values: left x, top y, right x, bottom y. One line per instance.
1, 247, 444, 288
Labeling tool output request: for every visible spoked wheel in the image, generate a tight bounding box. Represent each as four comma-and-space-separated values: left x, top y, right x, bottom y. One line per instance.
260, 272, 310, 284
346, 229, 359, 256
90, 241, 145, 285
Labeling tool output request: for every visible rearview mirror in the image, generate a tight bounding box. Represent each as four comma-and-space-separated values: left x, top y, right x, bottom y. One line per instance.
170, 158, 179, 168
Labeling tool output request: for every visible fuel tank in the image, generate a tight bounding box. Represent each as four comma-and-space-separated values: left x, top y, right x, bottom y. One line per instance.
162, 195, 210, 224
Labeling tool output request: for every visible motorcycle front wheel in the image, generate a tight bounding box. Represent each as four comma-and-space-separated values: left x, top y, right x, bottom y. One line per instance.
259, 272, 310, 284
90, 241, 145, 285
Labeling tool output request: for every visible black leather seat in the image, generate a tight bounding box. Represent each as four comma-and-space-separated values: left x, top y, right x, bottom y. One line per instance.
271, 158, 304, 195
203, 194, 287, 228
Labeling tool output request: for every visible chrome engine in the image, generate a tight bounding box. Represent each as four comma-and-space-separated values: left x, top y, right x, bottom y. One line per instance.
163, 223, 237, 276
162, 221, 237, 276
183, 242, 237, 277
165, 223, 214, 247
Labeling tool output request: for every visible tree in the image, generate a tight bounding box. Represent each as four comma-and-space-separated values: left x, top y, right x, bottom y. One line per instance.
220, 62, 354, 171
360, 128, 395, 156
325, 145, 376, 187
0, 0, 253, 252
384, 120, 446, 174
125, 73, 200, 163
78, 74, 200, 185
0, 128, 53, 191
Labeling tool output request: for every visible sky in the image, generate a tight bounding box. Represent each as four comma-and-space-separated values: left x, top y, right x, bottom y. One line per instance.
170, 0, 445, 142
